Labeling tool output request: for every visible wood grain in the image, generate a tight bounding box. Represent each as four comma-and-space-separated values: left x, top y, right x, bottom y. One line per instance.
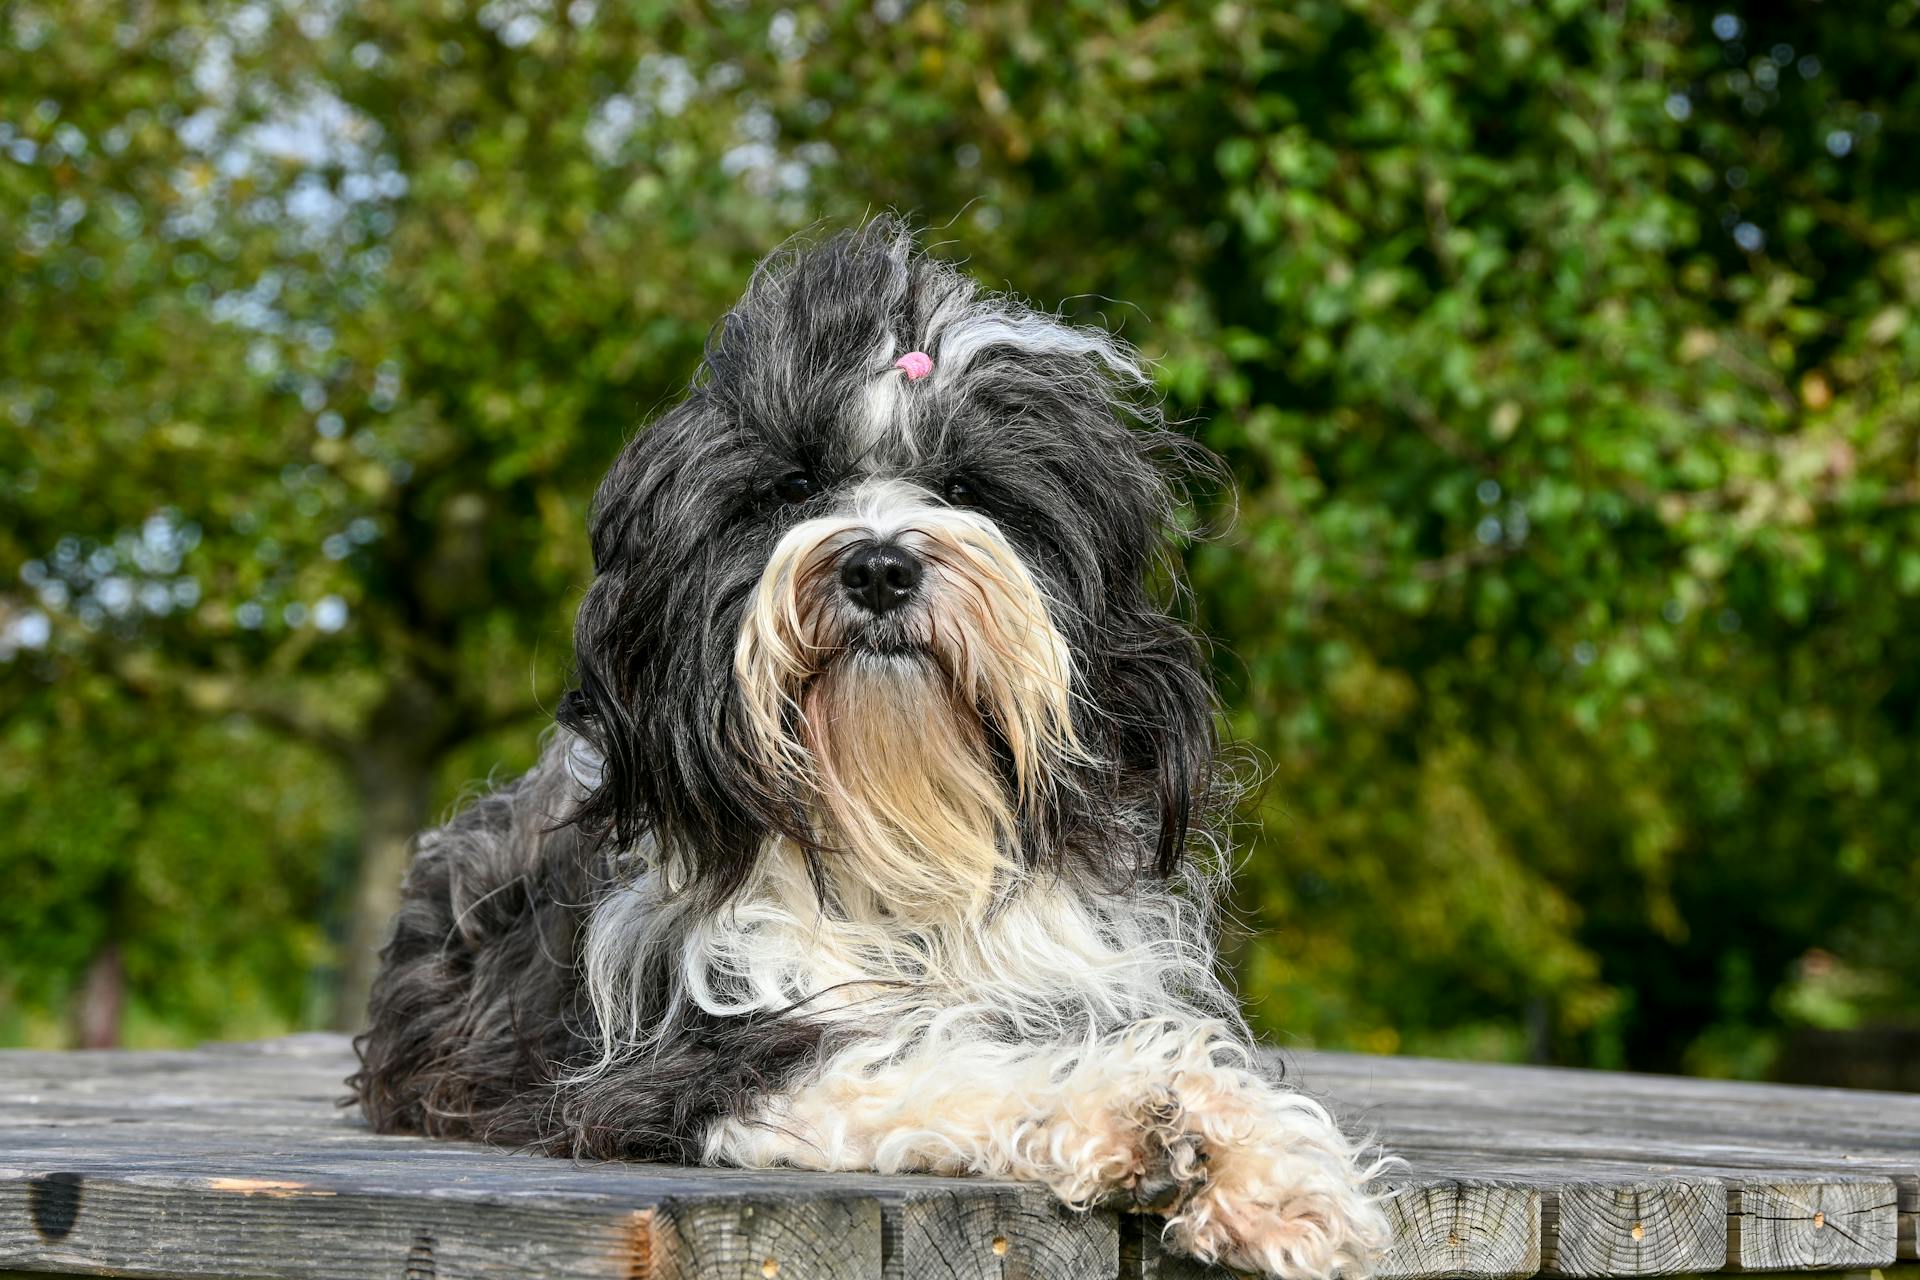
1722, 1179, 1899, 1272
4, 1037, 1918, 1279
649, 1195, 882, 1280
883, 1187, 1115, 1280
1377, 1177, 1542, 1280
1288, 1048, 1916, 1267
1538, 1176, 1726, 1278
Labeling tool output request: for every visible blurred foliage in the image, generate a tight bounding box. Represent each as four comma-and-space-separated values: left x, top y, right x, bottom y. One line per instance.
2, 0, 1916, 1070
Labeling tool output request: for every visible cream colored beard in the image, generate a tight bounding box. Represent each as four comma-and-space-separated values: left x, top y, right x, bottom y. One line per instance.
731, 481, 1080, 917
803, 654, 1011, 915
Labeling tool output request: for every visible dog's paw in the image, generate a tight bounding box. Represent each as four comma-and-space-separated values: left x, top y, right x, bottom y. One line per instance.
1162, 1140, 1389, 1280
1116, 1086, 1209, 1212
1053, 1077, 1386, 1279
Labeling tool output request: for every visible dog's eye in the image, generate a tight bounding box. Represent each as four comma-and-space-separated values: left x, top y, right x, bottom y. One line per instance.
773, 470, 816, 504
943, 477, 977, 507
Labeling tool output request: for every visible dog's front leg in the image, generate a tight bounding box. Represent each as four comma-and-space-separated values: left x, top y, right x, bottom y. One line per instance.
705, 1020, 1388, 1279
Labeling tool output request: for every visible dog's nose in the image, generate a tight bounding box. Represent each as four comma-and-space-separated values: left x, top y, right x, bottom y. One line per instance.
839, 542, 923, 616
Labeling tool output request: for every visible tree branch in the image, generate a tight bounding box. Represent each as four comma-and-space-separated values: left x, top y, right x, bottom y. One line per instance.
106, 650, 357, 762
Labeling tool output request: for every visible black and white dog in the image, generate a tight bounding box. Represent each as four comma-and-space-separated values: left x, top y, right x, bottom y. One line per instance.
353, 219, 1387, 1278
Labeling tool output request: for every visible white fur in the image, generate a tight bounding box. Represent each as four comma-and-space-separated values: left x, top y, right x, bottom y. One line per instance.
933, 310, 1148, 386
713, 1018, 1389, 1278
858, 330, 906, 456
579, 838, 1390, 1277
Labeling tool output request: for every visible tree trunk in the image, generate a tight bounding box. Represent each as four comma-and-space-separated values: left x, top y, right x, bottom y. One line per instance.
332, 735, 439, 1032
71, 942, 124, 1049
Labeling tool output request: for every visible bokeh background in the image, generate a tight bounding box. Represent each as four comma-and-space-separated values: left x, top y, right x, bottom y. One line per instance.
3, 1, 1917, 1086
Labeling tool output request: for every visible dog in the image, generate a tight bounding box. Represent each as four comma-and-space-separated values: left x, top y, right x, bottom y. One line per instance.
352, 219, 1389, 1278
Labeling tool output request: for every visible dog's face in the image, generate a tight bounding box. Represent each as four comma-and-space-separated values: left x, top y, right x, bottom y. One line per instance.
561, 223, 1218, 913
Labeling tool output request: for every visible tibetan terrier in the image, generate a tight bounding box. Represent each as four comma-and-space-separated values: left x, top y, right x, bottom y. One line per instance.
352, 219, 1388, 1278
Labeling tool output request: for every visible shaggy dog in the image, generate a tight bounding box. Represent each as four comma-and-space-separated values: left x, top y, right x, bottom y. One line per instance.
352, 219, 1388, 1278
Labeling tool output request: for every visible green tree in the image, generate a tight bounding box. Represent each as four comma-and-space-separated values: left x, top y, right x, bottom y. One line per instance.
4, 0, 1916, 1070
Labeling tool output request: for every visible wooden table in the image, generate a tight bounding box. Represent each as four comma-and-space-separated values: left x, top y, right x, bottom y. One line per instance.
2, 1034, 1914, 1278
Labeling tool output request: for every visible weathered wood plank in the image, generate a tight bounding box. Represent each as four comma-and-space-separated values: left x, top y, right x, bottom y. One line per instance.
1537, 1176, 1725, 1278
0, 1147, 1115, 1279
1114, 1178, 1546, 1280
1376, 1176, 1543, 1280
1380, 1122, 1920, 1211
0, 1174, 890, 1280
1291, 1050, 1920, 1265
882, 1187, 1115, 1280
1327, 1128, 1917, 1263
0, 1167, 659, 1280
3, 1167, 1057, 1280
1379, 1155, 1898, 1274
7, 1037, 1920, 1279
651, 1195, 883, 1280
1292, 1052, 1920, 1136
1723, 1180, 1899, 1273
1373, 1154, 1726, 1279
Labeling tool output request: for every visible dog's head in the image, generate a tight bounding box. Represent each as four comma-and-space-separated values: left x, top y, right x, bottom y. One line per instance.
560, 220, 1221, 915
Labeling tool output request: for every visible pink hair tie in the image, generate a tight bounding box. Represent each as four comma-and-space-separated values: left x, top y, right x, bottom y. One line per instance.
894, 351, 933, 381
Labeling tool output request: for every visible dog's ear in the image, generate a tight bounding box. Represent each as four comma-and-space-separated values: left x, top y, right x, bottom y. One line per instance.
555, 413, 785, 904
1079, 431, 1228, 880
1103, 613, 1220, 878
557, 555, 780, 903
552, 647, 630, 837
554, 434, 652, 855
